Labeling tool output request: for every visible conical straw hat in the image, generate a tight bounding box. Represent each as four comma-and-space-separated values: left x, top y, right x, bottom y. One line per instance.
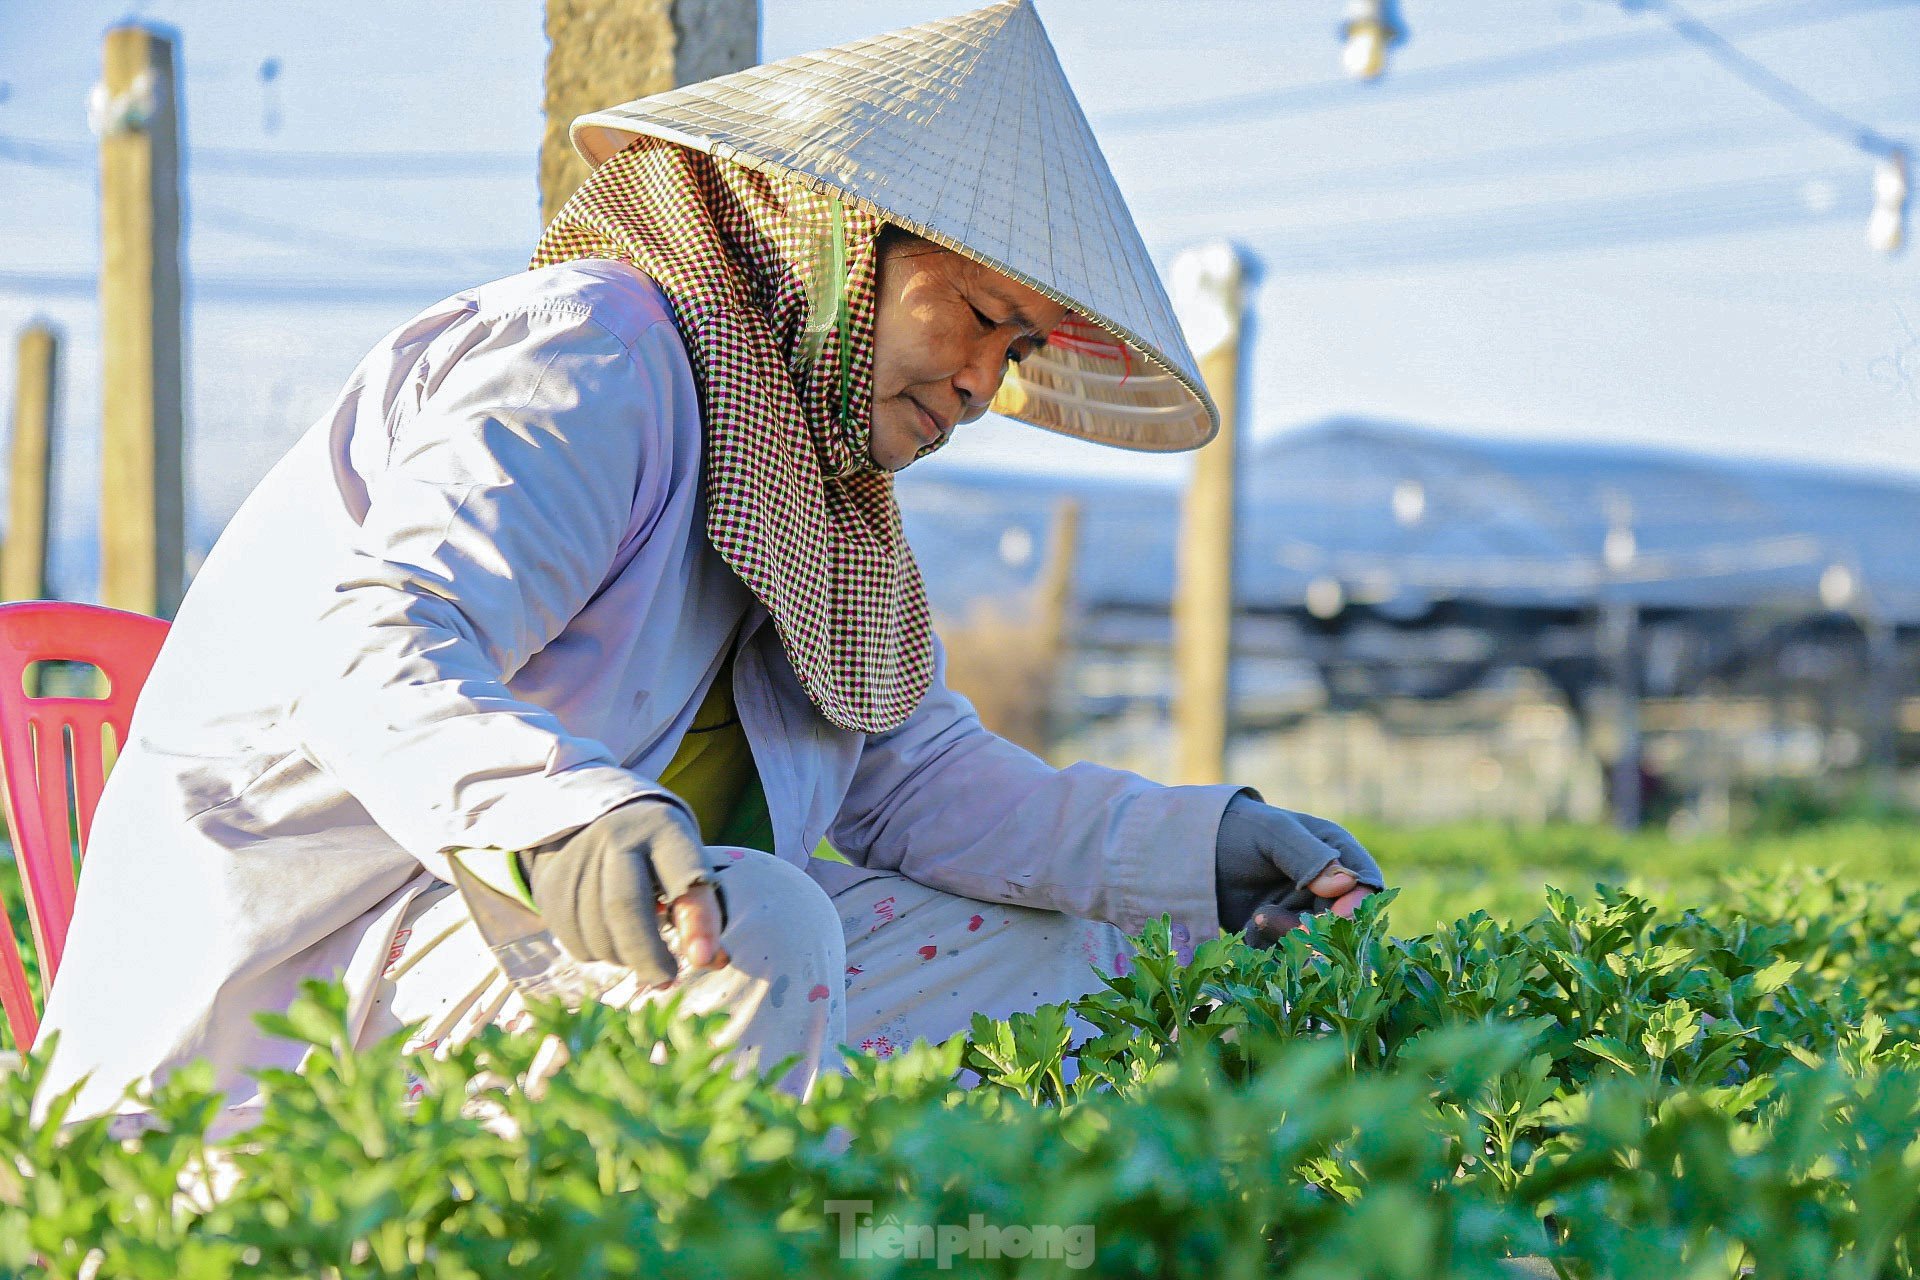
572, 0, 1218, 453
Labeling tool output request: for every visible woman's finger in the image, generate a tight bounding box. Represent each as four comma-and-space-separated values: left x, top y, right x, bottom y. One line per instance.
497, 988, 531, 1036
1306, 865, 1357, 898
443, 972, 514, 1057
1245, 902, 1305, 947
522, 1033, 571, 1102
415, 964, 501, 1058
1329, 887, 1373, 919
669, 884, 729, 971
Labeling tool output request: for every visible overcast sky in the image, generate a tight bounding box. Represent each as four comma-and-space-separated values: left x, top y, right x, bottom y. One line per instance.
0, 0, 1916, 592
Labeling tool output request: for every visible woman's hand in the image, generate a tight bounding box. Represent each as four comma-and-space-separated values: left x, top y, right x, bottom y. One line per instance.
1214, 795, 1385, 945
516, 798, 729, 985
1243, 877, 1376, 947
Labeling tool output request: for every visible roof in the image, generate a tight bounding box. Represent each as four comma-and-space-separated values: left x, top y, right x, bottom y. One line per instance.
896, 417, 1920, 624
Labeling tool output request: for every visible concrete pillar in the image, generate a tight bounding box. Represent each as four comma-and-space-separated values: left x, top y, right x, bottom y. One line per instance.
5, 324, 57, 602
1169, 243, 1247, 786
97, 24, 186, 618
541, 0, 759, 225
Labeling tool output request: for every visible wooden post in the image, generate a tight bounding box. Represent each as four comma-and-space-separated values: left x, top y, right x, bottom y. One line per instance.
1169, 243, 1247, 786
542, 0, 760, 225
1601, 596, 1643, 831
1033, 497, 1081, 758
5, 324, 57, 602
97, 24, 185, 618
1864, 613, 1900, 805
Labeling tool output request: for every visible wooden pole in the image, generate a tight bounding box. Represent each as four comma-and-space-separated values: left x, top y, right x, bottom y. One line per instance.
1033, 497, 1081, 759
1170, 243, 1246, 786
1864, 613, 1899, 805
6, 324, 57, 602
541, 0, 760, 225
1601, 596, 1643, 831
97, 24, 185, 618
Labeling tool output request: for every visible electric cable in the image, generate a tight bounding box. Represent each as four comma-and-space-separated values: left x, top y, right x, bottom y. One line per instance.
1102, 0, 1914, 133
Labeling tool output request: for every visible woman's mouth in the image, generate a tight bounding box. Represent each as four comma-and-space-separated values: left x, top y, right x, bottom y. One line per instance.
908, 398, 944, 445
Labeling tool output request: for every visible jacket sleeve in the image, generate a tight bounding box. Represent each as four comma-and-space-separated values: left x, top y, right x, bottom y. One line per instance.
827, 636, 1241, 941
286, 304, 697, 872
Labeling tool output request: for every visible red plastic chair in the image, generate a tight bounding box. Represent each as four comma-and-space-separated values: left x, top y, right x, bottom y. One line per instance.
0, 602, 169, 1051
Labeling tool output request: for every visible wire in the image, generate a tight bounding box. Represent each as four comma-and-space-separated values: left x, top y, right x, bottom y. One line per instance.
1191, 167, 1867, 273
0, 163, 1869, 301
196, 146, 529, 179
1100, 0, 1914, 134
0, 267, 475, 307
1621, 0, 1907, 157
0, 134, 79, 168
0, 2, 1903, 284
8, 2, 1897, 165
191, 200, 524, 275
0, 132, 527, 179
1133, 88, 1920, 208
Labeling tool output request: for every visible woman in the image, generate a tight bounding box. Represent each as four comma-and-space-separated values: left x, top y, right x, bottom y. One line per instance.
36, 0, 1381, 1133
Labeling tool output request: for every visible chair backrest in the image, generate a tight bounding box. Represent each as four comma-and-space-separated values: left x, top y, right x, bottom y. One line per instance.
0, 602, 169, 1050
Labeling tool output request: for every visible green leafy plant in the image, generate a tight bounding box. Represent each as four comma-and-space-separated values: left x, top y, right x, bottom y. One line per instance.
5, 866, 1920, 1275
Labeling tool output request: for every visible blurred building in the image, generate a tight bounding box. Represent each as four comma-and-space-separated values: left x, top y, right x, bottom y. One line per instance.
901, 419, 1920, 829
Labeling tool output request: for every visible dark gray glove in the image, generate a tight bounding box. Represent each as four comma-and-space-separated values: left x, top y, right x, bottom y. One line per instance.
514, 797, 717, 985
1215, 794, 1385, 941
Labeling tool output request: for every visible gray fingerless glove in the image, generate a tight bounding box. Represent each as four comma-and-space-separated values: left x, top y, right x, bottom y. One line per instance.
514, 797, 717, 985
1214, 794, 1385, 934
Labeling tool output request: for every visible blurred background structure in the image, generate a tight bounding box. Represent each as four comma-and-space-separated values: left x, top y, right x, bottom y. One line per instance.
0, 0, 1916, 834
909, 419, 1920, 830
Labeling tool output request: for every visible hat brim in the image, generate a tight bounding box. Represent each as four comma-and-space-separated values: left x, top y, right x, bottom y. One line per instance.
572, 117, 1220, 454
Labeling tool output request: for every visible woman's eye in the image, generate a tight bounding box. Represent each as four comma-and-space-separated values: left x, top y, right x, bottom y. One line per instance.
970, 303, 1037, 363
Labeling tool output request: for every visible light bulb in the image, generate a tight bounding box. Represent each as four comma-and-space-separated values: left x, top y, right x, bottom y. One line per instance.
1603, 525, 1636, 574
1867, 207, 1903, 255
1168, 241, 1244, 360
86, 68, 156, 138
1868, 150, 1909, 255
1306, 577, 1346, 620
1340, 0, 1403, 81
1819, 563, 1857, 611
1343, 21, 1388, 80
1391, 479, 1426, 527
998, 525, 1034, 569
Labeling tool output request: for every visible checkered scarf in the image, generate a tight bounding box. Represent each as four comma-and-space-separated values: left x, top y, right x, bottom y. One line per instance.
530, 140, 933, 734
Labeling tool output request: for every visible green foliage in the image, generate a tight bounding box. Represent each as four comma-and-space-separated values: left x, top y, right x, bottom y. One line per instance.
1741, 778, 1917, 836
4, 871, 1920, 1276
1348, 818, 1920, 933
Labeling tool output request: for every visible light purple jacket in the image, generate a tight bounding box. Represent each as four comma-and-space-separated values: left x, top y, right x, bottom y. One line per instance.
35, 261, 1236, 1127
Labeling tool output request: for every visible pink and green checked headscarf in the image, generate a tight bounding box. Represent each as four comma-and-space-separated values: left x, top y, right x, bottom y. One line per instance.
530, 139, 933, 735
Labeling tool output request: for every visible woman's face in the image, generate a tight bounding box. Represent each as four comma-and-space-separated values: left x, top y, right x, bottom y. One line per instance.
867, 239, 1069, 472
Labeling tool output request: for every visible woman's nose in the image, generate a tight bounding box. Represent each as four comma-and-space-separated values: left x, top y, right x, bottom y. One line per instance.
953, 340, 1011, 415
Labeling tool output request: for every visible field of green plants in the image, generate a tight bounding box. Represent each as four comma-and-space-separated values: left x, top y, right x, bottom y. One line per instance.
1353, 818, 1920, 933
5, 822, 1920, 1277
